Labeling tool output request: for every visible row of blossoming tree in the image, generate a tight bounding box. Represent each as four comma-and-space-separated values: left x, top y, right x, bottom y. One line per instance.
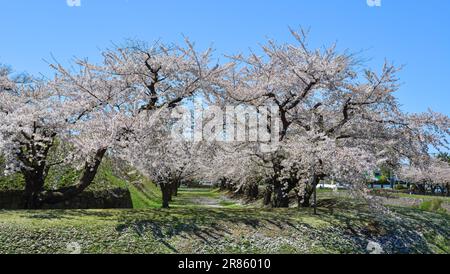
1, 30, 449, 209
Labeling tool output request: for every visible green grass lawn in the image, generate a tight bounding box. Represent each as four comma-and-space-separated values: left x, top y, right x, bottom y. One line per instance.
0, 197, 448, 254
1, 167, 448, 254
124, 182, 241, 209
170, 187, 241, 208
393, 192, 450, 201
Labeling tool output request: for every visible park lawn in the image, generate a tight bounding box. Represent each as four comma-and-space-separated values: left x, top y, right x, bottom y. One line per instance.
393, 192, 450, 201
170, 187, 241, 209
0, 199, 448, 254
127, 184, 242, 209
127, 181, 163, 209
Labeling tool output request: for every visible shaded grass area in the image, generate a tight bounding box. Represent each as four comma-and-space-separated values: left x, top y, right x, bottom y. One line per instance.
0, 200, 448, 254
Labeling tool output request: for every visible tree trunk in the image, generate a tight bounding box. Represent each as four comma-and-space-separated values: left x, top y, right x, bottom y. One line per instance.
172, 181, 180, 197
23, 173, 45, 209
160, 184, 171, 208
219, 178, 227, 190
438, 184, 445, 197
41, 148, 107, 205
263, 185, 272, 206
301, 175, 321, 208
301, 189, 312, 207
225, 180, 235, 191
235, 184, 244, 195
244, 183, 259, 200
417, 183, 426, 195
22, 162, 47, 209
273, 184, 289, 207
294, 188, 302, 208
24, 183, 42, 209
17, 130, 54, 209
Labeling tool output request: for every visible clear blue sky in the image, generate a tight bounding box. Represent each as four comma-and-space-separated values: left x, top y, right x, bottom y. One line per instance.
1, 0, 449, 115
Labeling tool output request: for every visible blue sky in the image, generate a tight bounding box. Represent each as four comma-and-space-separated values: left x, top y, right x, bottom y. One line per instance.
0, 0, 449, 115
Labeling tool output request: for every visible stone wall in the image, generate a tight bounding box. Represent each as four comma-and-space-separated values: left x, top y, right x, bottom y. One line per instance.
0, 188, 133, 209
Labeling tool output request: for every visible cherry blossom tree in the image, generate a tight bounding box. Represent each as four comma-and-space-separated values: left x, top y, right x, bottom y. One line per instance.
1, 32, 448, 210
215, 29, 450, 207
399, 158, 450, 196
0, 62, 133, 208
124, 116, 201, 208
0, 38, 222, 208
197, 142, 264, 197
0, 65, 15, 91
80, 39, 223, 208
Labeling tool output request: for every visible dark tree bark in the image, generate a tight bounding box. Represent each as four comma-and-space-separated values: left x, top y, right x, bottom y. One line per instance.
219, 178, 227, 190
20, 147, 107, 209
264, 178, 293, 208
40, 148, 107, 206
235, 184, 244, 195
265, 156, 291, 208
160, 183, 172, 208
263, 185, 272, 206
430, 185, 437, 195
19, 130, 54, 209
272, 180, 290, 207
244, 183, 259, 200
300, 174, 323, 208
415, 183, 426, 195
23, 167, 46, 209
300, 188, 313, 207
226, 181, 235, 192
172, 181, 181, 197
437, 185, 445, 197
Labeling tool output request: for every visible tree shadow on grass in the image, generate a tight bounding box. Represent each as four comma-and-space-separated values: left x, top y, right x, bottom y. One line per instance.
12, 203, 446, 254
19, 209, 117, 221
320, 203, 447, 254
111, 208, 296, 252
